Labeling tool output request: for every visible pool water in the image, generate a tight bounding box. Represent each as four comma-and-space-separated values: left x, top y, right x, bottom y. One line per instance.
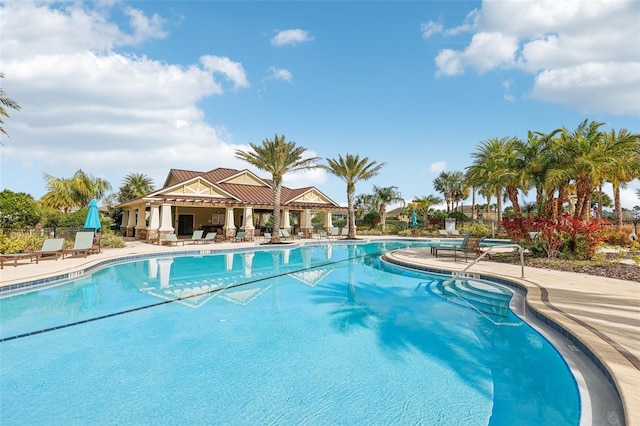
0, 241, 579, 425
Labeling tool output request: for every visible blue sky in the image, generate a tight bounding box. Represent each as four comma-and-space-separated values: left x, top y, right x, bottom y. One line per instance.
1, 0, 639, 210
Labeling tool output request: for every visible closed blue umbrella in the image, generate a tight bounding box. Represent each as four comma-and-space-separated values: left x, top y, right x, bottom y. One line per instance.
84, 199, 102, 231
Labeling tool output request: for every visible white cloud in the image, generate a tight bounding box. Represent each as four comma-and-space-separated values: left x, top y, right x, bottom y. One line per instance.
200, 55, 249, 90
270, 29, 313, 46
431, 0, 640, 116
267, 66, 293, 83
0, 1, 251, 197
421, 20, 444, 39
429, 161, 446, 173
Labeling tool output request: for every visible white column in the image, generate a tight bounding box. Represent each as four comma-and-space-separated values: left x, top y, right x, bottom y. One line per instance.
283, 210, 291, 230
120, 210, 129, 228
159, 203, 174, 232
325, 211, 333, 230
302, 209, 312, 228
148, 204, 160, 230
135, 204, 146, 231
243, 207, 255, 232
127, 208, 137, 228
224, 207, 236, 231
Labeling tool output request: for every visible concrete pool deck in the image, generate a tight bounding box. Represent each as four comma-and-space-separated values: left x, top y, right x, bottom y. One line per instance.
1, 237, 638, 425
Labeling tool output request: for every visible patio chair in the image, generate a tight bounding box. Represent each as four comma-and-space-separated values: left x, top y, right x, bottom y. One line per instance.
433, 233, 482, 262
200, 232, 218, 244
0, 252, 40, 269
280, 230, 294, 240
62, 231, 98, 258
163, 234, 185, 246
234, 231, 247, 242
188, 230, 205, 244
430, 230, 471, 254
30, 238, 64, 261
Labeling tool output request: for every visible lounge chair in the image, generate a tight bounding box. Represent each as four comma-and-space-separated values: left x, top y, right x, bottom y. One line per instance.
450, 229, 461, 236
0, 252, 40, 269
263, 232, 272, 242
430, 230, 471, 254
163, 234, 185, 246
0, 238, 65, 269
329, 227, 340, 238
315, 230, 328, 239
438, 229, 449, 237
200, 232, 218, 244
297, 232, 304, 239
31, 238, 64, 260
341, 228, 349, 237
188, 230, 205, 244
280, 230, 294, 240
234, 231, 246, 242
433, 233, 482, 262
62, 231, 98, 258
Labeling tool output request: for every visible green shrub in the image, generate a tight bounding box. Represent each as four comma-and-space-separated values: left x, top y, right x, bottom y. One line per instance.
100, 230, 126, 248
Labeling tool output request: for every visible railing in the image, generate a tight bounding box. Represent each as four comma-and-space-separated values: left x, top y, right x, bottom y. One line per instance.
442, 244, 525, 287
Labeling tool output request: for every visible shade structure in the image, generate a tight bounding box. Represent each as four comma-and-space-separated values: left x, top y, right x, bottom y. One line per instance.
84, 199, 102, 230
411, 210, 418, 227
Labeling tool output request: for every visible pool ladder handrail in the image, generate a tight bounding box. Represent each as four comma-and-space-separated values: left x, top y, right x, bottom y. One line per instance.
442, 244, 525, 288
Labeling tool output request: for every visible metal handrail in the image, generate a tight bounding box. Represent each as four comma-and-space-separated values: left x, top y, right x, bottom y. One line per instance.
442, 244, 525, 287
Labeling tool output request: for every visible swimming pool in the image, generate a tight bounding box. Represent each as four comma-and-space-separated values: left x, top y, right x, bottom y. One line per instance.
0, 241, 580, 425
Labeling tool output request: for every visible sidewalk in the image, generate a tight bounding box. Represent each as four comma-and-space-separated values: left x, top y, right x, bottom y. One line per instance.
1, 238, 638, 425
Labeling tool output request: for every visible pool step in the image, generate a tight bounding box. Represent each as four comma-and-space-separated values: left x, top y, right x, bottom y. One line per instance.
430, 278, 518, 325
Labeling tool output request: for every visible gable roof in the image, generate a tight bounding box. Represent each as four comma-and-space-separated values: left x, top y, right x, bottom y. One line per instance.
120, 167, 344, 210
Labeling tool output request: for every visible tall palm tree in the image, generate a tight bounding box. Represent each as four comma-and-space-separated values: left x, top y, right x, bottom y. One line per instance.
412, 194, 443, 225
235, 134, 319, 243
0, 72, 21, 142
467, 139, 509, 223
321, 154, 385, 239
41, 169, 112, 212
433, 171, 467, 213
372, 185, 404, 232
121, 172, 155, 200
600, 128, 640, 226
550, 119, 610, 220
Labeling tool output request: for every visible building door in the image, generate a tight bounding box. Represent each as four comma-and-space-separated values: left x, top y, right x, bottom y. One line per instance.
177, 214, 194, 236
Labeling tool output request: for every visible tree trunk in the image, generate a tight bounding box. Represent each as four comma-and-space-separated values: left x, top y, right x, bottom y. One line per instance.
506, 185, 521, 218
347, 187, 356, 238
272, 182, 282, 243
613, 182, 622, 227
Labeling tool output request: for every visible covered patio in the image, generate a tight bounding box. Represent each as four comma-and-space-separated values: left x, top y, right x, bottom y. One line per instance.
118, 167, 347, 243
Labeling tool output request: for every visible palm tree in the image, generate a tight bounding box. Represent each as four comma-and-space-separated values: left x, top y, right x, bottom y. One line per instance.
0, 73, 21, 142
321, 154, 385, 239
412, 194, 443, 225
550, 120, 610, 220
235, 134, 319, 243
372, 185, 404, 232
433, 171, 466, 213
600, 128, 640, 226
354, 193, 379, 219
467, 139, 509, 223
120, 172, 155, 201
41, 169, 112, 212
